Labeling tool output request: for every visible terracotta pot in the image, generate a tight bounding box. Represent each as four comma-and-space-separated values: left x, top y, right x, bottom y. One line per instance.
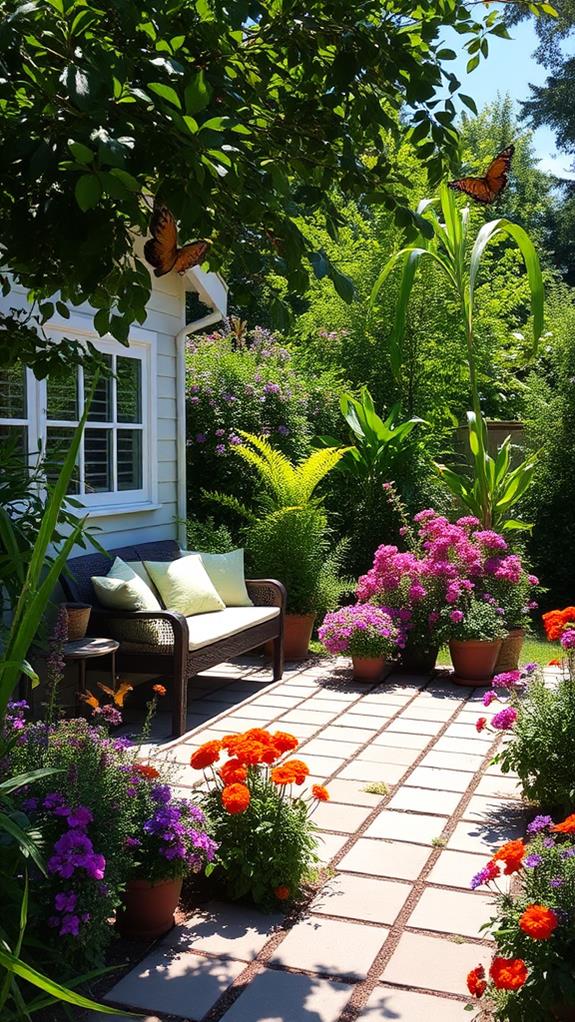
449, 638, 503, 685
494, 628, 525, 673
116, 876, 182, 939
61, 602, 91, 641
400, 645, 439, 675
352, 656, 387, 682
283, 613, 316, 660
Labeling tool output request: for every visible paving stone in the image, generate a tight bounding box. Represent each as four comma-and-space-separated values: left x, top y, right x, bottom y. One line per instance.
219, 968, 354, 1022
279, 708, 338, 726
269, 916, 387, 979
365, 810, 448, 846
104, 948, 244, 1017
226, 705, 276, 723
398, 705, 454, 722
298, 754, 347, 777
447, 816, 524, 855
311, 873, 410, 925
86, 1014, 159, 1021
372, 731, 429, 750
356, 745, 419, 767
407, 766, 475, 793
381, 931, 491, 995
387, 787, 461, 816
420, 750, 484, 772
427, 849, 511, 892
255, 694, 306, 709
313, 689, 359, 703
335, 713, 383, 730
338, 838, 431, 880
300, 738, 362, 758
172, 902, 281, 960
461, 794, 528, 828
443, 723, 492, 743
322, 725, 377, 744
434, 736, 492, 756
305, 698, 359, 713
359, 986, 468, 1021
475, 773, 523, 799
312, 801, 373, 833
322, 778, 385, 807
338, 761, 405, 786
386, 718, 442, 736
317, 831, 350, 862
407, 887, 493, 938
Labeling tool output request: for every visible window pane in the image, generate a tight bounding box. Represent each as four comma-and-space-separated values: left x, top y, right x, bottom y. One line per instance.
0, 424, 27, 460
117, 357, 142, 423
45, 428, 80, 494
84, 428, 112, 492
0, 365, 26, 419
117, 429, 142, 490
85, 355, 112, 422
47, 367, 78, 422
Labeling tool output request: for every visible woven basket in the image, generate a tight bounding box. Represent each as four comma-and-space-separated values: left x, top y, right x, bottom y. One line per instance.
61, 602, 91, 641
494, 629, 525, 673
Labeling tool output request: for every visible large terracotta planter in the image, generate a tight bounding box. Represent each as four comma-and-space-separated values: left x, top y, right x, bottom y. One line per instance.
352, 656, 387, 682
494, 629, 525, 673
449, 638, 503, 685
400, 645, 439, 675
116, 876, 182, 939
283, 613, 316, 660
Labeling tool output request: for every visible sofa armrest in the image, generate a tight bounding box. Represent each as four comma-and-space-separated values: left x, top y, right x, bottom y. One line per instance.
245, 579, 286, 611
88, 607, 189, 651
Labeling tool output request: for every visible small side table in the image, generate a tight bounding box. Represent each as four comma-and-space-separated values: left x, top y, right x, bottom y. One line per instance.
64, 637, 120, 699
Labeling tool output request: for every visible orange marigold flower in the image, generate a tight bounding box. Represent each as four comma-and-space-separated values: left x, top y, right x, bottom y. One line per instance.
190, 740, 222, 770
271, 765, 296, 786
281, 758, 309, 785
244, 728, 273, 742
548, 659, 562, 667
152, 684, 167, 696
221, 782, 251, 814
312, 785, 330, 802
489, 957, 528, 991
476, 717, 487, 733
219, 758, 248, 785
553, 814, 575, 834
274, 885, 290, 901
543, 608, 575, 641
272, 731, 299, 754
492, 839, 525, 875
519, 904, 558, 940
133, 763, 160, 779
467, 965, 487, 998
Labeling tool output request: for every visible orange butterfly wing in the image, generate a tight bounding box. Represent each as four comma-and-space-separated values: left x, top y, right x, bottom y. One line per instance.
144, 205, 178, 276
172, 240, 210, 274
448, 145, 515, 205
78, 689, 100, 710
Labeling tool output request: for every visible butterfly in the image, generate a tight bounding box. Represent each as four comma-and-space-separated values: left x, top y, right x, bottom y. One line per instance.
97, 680, 134, 707
144, 205, 210, 277
448, 145, 515, 205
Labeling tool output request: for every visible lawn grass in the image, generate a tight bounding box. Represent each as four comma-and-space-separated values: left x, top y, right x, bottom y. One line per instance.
310, 634, 561, 667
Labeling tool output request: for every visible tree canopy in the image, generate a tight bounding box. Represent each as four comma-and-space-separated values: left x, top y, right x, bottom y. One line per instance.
0, 0, 552, 374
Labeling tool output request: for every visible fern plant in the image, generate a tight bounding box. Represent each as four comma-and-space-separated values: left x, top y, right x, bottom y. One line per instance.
206, 433, 350, 615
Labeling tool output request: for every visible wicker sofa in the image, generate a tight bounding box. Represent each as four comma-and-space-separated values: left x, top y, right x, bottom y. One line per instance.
61, 539, 285, 737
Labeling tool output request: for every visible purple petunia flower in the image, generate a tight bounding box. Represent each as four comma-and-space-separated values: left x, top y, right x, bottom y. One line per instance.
550, 877, 564, 887
527, 815, 553, 835
483, 691, 497, 707
524, 854, 543, 868
491, 706, 517, 730
55, 891, 77, 913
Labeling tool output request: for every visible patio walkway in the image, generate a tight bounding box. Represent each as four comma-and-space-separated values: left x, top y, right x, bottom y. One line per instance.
92, 657, 528, 1022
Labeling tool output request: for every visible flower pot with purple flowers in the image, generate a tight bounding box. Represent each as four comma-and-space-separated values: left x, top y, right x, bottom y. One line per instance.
444, 598, 506, 685
319, 604, 404, 683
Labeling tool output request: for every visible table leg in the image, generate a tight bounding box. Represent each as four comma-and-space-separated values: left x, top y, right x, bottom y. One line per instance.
78, 658, 86, 695
111, 650, 117, 688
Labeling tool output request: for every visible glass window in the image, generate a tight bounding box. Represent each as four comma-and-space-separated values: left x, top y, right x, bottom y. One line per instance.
0, 364, 29, 461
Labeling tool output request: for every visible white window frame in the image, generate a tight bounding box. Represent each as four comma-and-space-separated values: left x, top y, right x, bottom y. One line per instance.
15, 315, 159, 517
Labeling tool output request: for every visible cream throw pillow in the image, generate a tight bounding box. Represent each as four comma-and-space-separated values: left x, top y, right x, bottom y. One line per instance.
144, 556, 225, 617
182, 549, 253, 608
91, 558, 163, 644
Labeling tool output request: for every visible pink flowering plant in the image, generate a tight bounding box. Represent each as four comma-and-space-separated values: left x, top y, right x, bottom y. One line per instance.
319, 604, 404, 660
356, 510, 538, 654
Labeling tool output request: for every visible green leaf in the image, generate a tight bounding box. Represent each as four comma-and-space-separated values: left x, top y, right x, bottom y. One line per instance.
0, 947, 140, 1014
74, 174, 102, 211
199, 116, 227, 132
148, 82, 181, 108
109, 167, 140, 191
184, 71, 212, 114
67, 141, 94, 165
459, 94, 478, 115
466, 55, 480, 73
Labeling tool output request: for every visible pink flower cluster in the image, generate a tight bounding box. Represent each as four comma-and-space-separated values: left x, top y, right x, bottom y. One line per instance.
319, 604, 403, 658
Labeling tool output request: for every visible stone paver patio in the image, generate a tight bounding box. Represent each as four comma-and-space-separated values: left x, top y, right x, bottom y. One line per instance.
89, 656, 529, 1022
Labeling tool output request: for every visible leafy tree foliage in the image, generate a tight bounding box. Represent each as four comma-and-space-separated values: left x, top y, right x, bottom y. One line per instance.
0, 0, 549, 375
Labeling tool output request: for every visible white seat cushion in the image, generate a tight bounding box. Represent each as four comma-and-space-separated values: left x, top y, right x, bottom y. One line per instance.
186, 606, 280, 651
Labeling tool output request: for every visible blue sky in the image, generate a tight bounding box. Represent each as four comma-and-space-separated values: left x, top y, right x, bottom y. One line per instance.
443, 10, 575, 179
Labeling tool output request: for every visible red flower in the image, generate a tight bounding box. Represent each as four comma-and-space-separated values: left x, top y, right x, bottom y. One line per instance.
467, 965, 487, 998
219, 758, 248, 785
519, 904, 558, 940
133, 763, 160, 779
190, 740, 222, 770
152, 684, 167, 696
553, 814, 575, 834
274, 885, 290, 900
221, 783, 251, 814
548, 659, 562, 667
272, 731, 299, 754
492, 839, 525, 875
489, 957, 528, 991
312, 785, 330, 802
476, 717, 487, 733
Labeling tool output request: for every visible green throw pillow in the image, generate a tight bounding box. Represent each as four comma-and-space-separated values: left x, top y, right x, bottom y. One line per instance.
182, 548, 253, 608
91, 558, 163, 644
144, 556, 225, 617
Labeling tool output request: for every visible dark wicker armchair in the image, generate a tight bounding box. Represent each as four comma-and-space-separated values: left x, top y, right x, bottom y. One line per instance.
61, 539, 285, 736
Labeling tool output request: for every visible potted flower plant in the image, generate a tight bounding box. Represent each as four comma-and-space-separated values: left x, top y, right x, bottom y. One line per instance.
117, 766, 218, 938
465, 816, 575, 1021
190, 727, 328, 908
319, 603, 404, 681
443, 594, 506, 683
